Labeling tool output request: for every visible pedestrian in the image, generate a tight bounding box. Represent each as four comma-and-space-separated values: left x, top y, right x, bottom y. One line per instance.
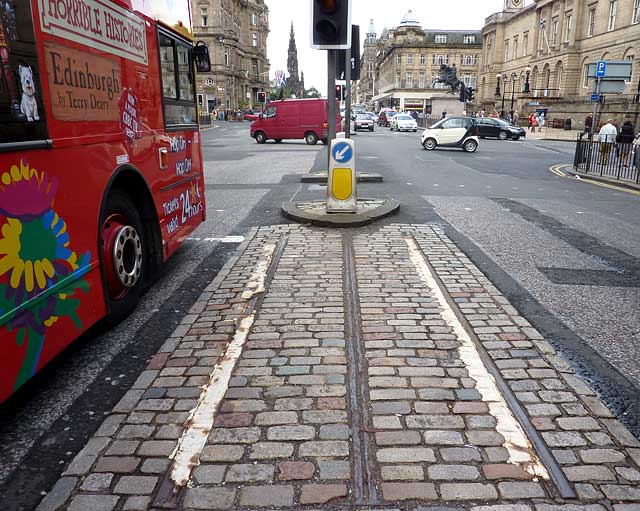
617, 120, 635, 167
584, 114, 593, 139
513, 110, 519, 126
632, 133, 640, 170
411, 110, 418, 120
598, 119, 618, 163
529, 114, 537, 133
537, 113, 545, 130
441, 110, 447, 119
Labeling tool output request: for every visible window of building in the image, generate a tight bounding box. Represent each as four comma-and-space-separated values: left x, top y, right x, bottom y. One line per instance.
504, 40, 509, 61
251, 33, 258, 47
407, 53, 414, 65
396, 53, 402, 65
523, 32, 529, 55
395, 70, 401, 87
588, 8, 595, 36
551, 17, 558, 46
406, 71, 413, 88
539, 19, 546, 50
463, 34, 476, 44
583, 63, 590, 88
435, 34, 447, 43
461, 54, 477, 66
224, 47, 229, 67
252, 13, 258, 25
564, 13, 572, 42
609, 0, 617, 31
513, 36, 519, 58
252, 59, 258, 77
419, 71, 425, 88
432, 54, 448, 65
201, 7, 208, 26
625, 54, 635, 83
634, 0, 640, 23
420, 54, 426, 65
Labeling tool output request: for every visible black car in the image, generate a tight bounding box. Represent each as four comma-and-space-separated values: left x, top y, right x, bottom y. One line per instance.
476, 118, 526, 140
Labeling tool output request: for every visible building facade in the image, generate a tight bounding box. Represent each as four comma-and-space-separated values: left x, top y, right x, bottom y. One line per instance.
478, 0, 640, 123
356, 11, 482, 114
192, 0, 270, 113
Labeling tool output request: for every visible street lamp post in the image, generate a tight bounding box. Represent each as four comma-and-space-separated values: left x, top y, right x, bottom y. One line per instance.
495, 73, 502, 96
524, 66, 531, 93
510, 74, 516, 117
500, 75, 507, 118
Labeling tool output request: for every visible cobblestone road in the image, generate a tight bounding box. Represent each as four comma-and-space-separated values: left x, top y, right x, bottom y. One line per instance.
37, 224, 640, 511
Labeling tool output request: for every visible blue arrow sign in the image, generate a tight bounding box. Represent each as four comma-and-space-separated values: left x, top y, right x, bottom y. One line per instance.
332, 141, 353, 163
596, 61, 606, 78
590, 93, 600, 102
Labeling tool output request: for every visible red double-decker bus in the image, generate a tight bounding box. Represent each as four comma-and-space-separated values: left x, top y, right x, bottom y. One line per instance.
0, 0, 210, 403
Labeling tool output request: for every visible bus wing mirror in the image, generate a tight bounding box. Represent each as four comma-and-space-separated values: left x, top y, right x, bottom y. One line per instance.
194, 41, 211, 72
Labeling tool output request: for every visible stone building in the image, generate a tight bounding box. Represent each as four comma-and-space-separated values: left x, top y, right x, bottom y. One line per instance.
192, 0, 270, 113
478, 0, 640, 125
356, 11, 482, 114
286, 23, 305, 98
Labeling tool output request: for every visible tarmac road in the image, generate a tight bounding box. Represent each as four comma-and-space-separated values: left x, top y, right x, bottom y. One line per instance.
1, 121, 639, 510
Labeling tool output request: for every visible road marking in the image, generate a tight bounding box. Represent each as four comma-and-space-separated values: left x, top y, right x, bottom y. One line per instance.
549, 163, 640, 195
169, 243, 277, 487
406, 237, 549, 479
186, 236, 245, 243
416, 155, 425, 162
548, 165, 567, 177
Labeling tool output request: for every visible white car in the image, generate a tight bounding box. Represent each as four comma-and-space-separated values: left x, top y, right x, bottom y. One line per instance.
391, 114, 418, 132
420, 116, 479, 152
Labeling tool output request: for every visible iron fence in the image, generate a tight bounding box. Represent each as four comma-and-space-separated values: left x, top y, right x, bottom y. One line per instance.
417, 115, 441, 129
199, 114, 212, 127
573, 139, 639, 184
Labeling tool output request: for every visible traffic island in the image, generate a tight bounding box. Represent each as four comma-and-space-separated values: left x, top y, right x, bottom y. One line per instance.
300, 171, 383, 183
281, 198, 400, 227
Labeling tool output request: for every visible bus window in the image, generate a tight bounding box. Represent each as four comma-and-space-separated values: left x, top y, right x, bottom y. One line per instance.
158, 30, 196, 129
0, 0, 48, 145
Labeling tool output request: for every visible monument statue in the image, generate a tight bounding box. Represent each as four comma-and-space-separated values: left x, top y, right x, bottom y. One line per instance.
432, 64, 464, 95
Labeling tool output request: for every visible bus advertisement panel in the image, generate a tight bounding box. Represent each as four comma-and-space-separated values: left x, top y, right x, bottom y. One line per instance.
0, 0, 207, 403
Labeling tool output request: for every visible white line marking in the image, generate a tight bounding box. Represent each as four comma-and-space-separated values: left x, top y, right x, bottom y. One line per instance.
405, 238, 549, 480
169, 243, 276, 487
186, 236, 245, 243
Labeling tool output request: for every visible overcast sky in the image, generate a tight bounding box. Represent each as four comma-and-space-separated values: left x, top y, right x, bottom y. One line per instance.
264, 0, 529, 95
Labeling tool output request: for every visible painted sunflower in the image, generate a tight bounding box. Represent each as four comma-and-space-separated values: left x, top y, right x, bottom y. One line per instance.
0, 159, 58, 221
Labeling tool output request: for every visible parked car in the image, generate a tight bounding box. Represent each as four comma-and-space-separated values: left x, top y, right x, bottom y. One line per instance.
249, 98, 341, 145
420, 116, 479, 152
354, 113, 374, 132
391, 113, 418, 132
378, 110, 397, 127
476, 117, 526, 140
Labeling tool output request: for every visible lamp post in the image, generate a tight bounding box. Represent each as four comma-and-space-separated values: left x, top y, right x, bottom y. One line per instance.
510, 74, 516, 117
500, 75, 507, 118
495, 73, 502, 96
524, 66, 531, 93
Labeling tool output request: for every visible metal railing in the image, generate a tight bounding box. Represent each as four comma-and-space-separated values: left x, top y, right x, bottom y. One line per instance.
199, 114, 213, 126
573, 139, 639, 184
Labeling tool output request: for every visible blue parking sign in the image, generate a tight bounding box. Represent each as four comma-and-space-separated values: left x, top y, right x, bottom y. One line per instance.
596, 61, 606, 78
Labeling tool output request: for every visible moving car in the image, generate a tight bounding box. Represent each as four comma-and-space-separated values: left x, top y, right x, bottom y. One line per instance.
391, 113, 418, 132
420, 116, 479, 152
378, 110, 397, 127
249, 98, 341, 145
366, 111, 379, 123
476, 117, 526, 140
354, 114, 375, 132
243, 110, 262, 122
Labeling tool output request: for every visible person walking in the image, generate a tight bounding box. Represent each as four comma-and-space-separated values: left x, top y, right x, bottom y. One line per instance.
513, 110, 519, 126
617, 120, 635, 167
584, 114, 593, 139
632, 133, 640, 171
598, 119, 618, 164
529, 113, 537, 133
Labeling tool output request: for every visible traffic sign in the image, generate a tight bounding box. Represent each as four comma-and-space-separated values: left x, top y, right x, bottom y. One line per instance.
327, 138, 356, 212
596, 61, 606, 78
332, 140, 353, 164
590, 93, 600, 102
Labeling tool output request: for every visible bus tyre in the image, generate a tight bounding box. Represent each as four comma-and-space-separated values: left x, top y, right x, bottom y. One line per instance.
305, 131, 318, 145
101, 191, 145, 324
255, 131, 267, 144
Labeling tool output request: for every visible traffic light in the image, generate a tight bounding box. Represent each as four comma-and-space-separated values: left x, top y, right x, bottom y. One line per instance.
257, 91, 267, 103
335, 85, 343, 100
459, 84, 466, 103
311, 0, 351, 49
466, 87, 475, 103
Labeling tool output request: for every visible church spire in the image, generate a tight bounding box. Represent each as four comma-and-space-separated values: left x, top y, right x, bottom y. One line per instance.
286, 21, 303, 98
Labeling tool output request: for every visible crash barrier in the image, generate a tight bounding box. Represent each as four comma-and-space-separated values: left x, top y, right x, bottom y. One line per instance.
573, 139, 639, 184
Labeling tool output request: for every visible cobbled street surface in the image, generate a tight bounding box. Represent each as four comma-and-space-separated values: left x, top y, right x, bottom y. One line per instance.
37, 223, 640, 511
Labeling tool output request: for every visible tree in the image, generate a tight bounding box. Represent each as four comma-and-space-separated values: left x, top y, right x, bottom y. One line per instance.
305, 86, 321, 98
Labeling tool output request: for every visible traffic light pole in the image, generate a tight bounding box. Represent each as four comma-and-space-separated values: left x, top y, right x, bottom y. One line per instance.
345, 46, 351, 138
327, 50, 337, 169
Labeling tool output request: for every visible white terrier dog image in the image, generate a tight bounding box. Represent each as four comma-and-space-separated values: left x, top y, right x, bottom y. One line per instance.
19, 65, 39, 121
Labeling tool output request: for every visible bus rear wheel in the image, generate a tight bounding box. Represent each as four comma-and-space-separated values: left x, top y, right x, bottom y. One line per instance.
101, 190, 145, 323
